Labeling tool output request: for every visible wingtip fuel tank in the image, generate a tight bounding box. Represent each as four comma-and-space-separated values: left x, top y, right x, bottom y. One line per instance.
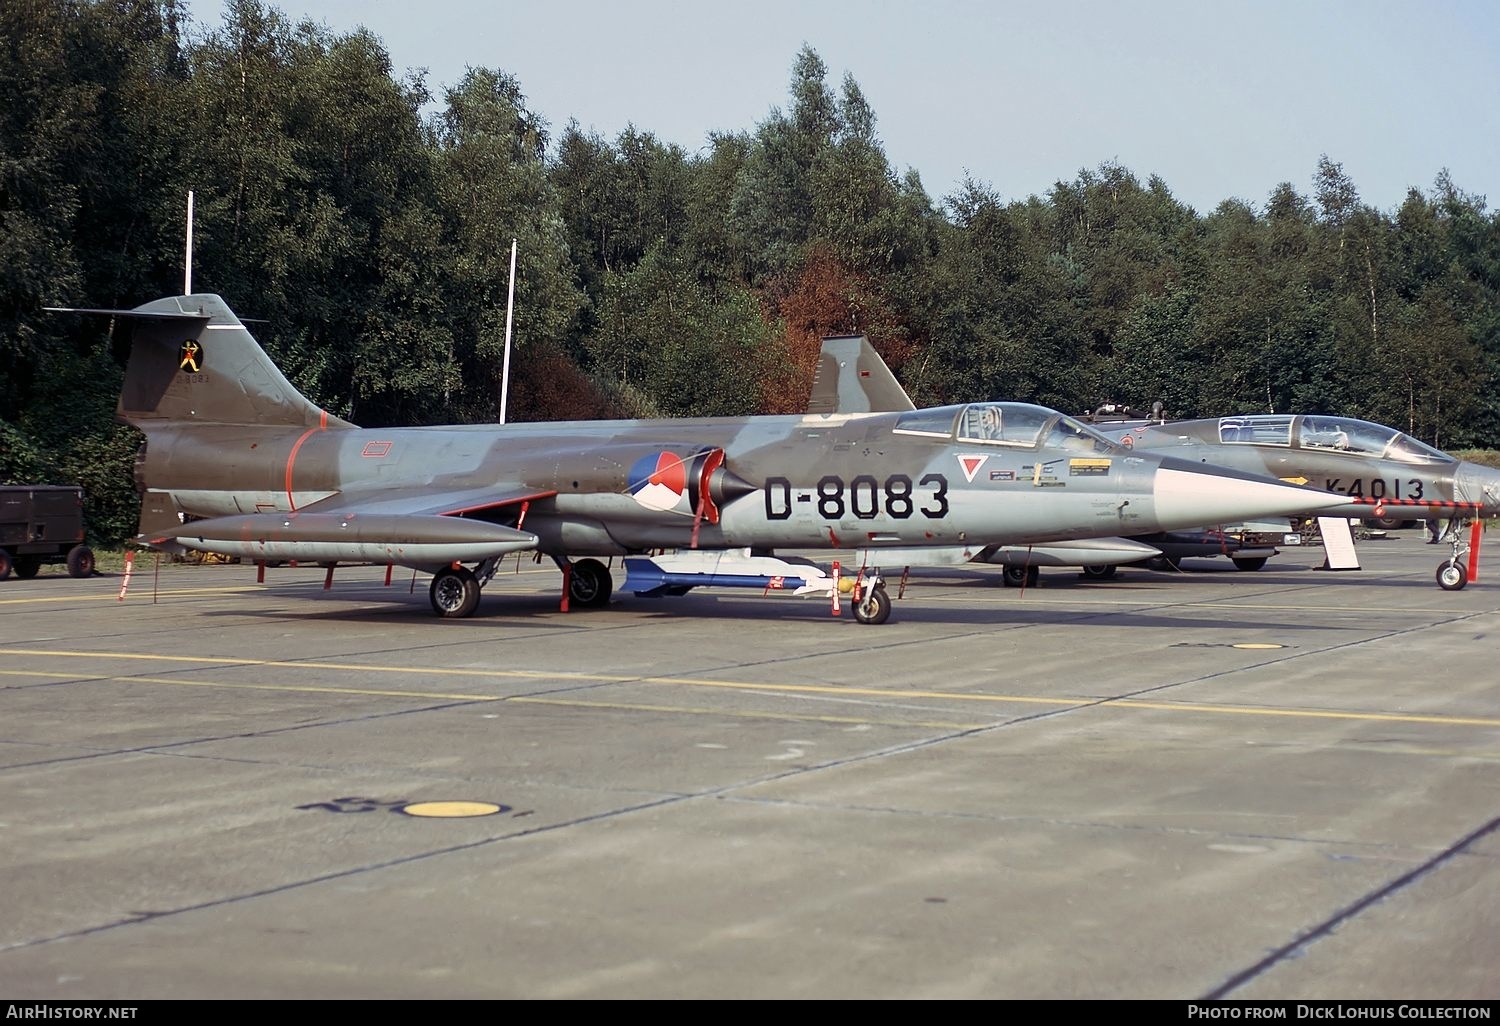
155, 513, 538, 570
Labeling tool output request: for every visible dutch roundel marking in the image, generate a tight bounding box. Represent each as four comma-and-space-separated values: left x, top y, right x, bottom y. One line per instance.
956, 454, 988, 482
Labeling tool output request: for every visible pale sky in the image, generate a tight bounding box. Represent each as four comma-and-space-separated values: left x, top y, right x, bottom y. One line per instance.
185, 0, 1500, 215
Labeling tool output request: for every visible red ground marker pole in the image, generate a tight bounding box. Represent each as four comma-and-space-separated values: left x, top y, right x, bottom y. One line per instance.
117, 551, 134, 601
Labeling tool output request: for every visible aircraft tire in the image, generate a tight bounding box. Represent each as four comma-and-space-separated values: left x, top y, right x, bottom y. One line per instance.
1231, 556, 1268, 572
1436, 562, 1468, 591
0, 550, 11, 581
430, 566, 481, 617
1002, 565, 1039, 588
66, 545, 95, 578
852, 584, 892, 625
1147, 555, 1182, 572
1080, 564, 1117, 580
569, 558, 613, 608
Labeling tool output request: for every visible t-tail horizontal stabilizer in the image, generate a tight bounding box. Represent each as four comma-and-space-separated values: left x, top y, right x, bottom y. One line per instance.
808, 335, 915, 414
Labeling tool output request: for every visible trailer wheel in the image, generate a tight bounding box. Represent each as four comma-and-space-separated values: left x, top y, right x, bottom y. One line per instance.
0, 550, 11, 580
66, 545, 95, 578
14, 556, 41, 578
1232, 556, 1268, 572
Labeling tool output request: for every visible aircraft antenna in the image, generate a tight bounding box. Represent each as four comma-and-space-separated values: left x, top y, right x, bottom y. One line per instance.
184, 190, 194, 295
499, 237, 517, 424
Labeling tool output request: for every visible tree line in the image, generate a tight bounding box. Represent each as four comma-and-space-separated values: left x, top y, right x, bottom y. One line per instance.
4, 0, 1498, 544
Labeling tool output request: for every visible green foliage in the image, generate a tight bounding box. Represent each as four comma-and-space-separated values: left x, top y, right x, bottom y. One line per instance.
589, 241, 772, 417
0, 420, 47, 483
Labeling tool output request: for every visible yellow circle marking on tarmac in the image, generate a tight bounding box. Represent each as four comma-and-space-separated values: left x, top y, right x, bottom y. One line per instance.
400, 801, 502, 818
1232, 643, 1285, 650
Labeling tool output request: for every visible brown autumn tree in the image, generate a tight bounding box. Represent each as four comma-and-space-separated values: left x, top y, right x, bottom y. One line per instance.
757, 243, 910, 413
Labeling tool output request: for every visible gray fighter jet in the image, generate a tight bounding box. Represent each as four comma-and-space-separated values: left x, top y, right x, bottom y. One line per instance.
811, 337, 1500, 590
1094, 413, 1500, 589
48, 293, 1348, 622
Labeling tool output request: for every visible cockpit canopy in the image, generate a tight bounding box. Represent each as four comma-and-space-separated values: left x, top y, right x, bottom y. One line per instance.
893, 402, 1118, 453
1216, 414, 1454, 465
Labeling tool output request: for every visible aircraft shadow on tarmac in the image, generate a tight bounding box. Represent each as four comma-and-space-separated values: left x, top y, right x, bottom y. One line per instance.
182, 576, 1361, 634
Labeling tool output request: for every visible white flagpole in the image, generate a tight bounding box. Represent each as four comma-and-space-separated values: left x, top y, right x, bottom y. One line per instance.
499, 238, 517, 424
184, 190, 194, 295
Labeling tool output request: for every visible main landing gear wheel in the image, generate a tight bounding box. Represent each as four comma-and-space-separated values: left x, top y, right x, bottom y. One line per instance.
1232, 556, 1268, 572
1080, 564, 1117, 580
1436, 561, 1468, 591
66, 544, 95, 578
568, 558, 613, 608
852, 584, 892, 625
1002, 565, 1039, 588
430, 565, 481, 618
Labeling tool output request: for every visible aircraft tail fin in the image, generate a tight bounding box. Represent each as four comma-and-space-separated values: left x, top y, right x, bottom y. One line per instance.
47, 294, 352, 431
808, 335, 916, 415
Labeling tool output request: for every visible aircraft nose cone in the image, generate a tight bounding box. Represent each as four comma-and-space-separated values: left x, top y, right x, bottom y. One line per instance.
1151, 458, 1345, 530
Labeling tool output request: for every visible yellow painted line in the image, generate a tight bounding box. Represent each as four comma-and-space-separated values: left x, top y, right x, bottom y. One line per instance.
1105, 699, 1500, 728
0, 586, 266, 606
511, 696, 984, 730
1, 672, 982, 730
0, 567, 562, 608
4, 649, 1499, 729
1363, 746, 1500, 761
113, 674, 498, 700
923, 594, 1495, 616
0, 648, 1078, 704
0, 669, 81, 681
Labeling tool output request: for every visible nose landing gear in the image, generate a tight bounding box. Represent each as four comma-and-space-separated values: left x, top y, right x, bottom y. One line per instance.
1435, 516, 1482, 591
